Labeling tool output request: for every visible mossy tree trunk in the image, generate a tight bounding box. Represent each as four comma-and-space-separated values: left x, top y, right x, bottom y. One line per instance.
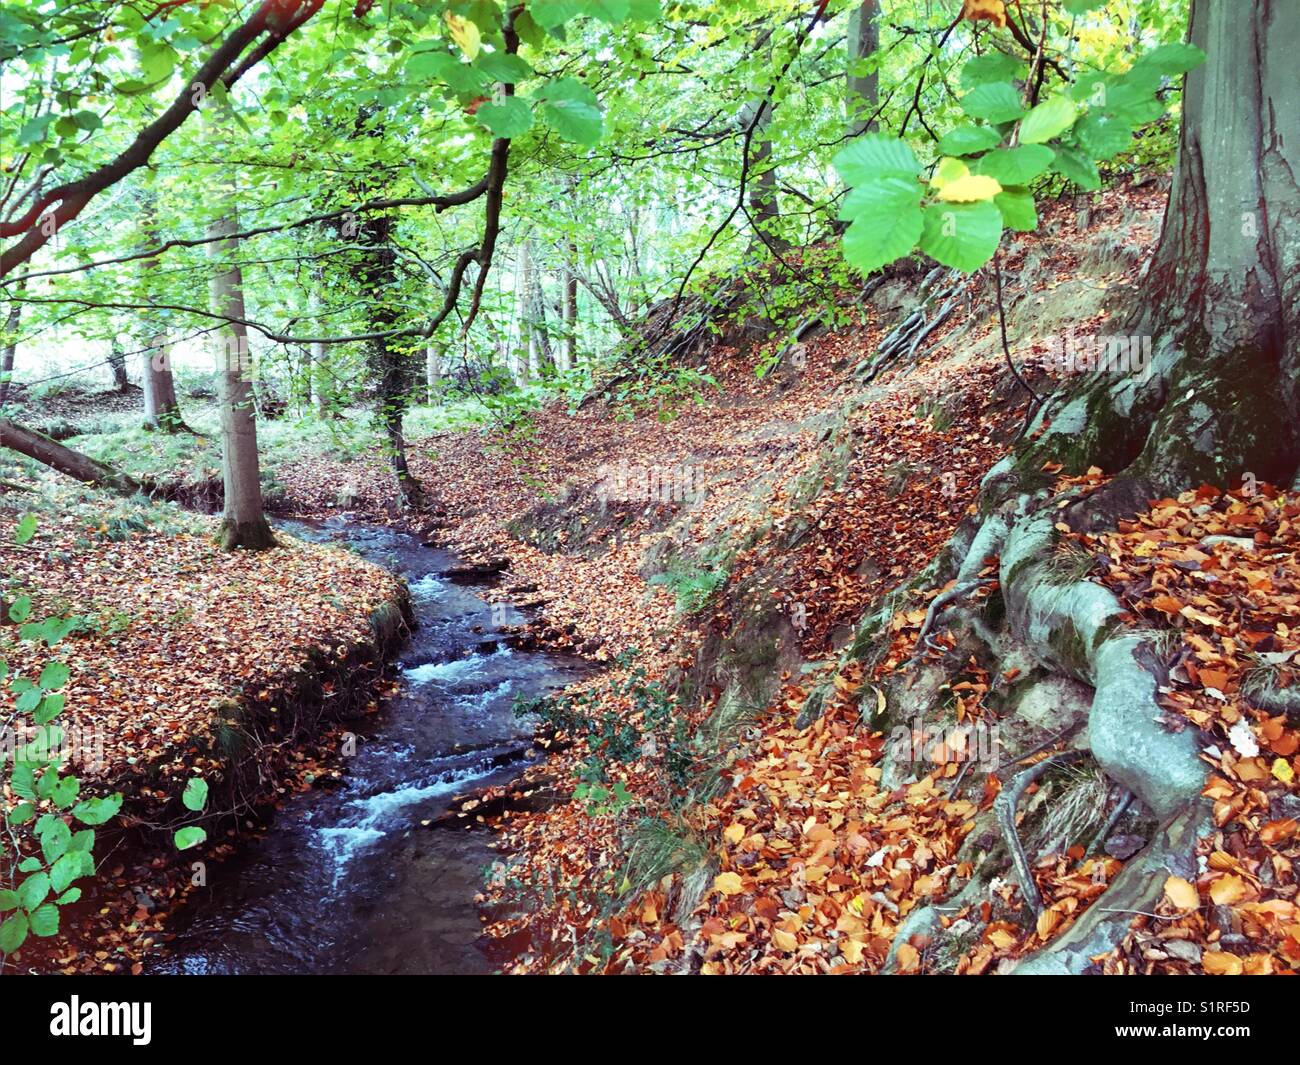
1010, 0, 1299, 516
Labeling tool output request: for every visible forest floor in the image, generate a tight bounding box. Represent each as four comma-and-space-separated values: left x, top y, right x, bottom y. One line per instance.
4, 179, 1297, 974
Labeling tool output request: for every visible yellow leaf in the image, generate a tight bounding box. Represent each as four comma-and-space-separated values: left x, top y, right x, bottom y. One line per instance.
713, 871, 744, 896
772, 928, 799, 952
445, 13, 482, 58
1208, 874, 1248, 907
1273, 757, 1296, 784
961, 0, 1007, 28
723, 823, 745, 845
1163, 875, 1200, 912
841, 937, 866, 965
1202, 950, 1244, 975
896, 942, 920, 971
929, 156, 969, 189
936, 174, 1003, 203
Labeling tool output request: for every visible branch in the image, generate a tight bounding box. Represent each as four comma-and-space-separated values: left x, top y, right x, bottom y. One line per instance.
0, 0, 327, 277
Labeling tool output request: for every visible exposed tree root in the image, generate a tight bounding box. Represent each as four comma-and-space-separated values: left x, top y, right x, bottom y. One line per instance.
994, 749, 1087, 917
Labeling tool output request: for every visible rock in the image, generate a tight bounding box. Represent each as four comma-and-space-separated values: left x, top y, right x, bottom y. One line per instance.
442, 557, 509, 579
1104, 834, 1146, 861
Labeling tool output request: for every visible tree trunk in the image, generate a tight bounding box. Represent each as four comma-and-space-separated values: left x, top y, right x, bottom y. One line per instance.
425, 343, 443, 402
208, 206, 275, 551
563, 246, 578, 371
846, 1, 880, 136
745, 98, 784, 253
1009, 0, 1300, 512
139, 192, 184, 431
0, 274, 25, 408
0, 418, 142, 495
359, 210, 424, 509
511, 241, 532, 385
108, 343, 131, 392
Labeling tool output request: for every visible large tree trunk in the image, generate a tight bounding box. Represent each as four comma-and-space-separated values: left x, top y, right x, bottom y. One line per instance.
139, 193, 185, 431
360, 210, 424, 509
1010, 0, 1300, 512
0, 418, 142, 495
208, 207, 275, 551
846, 1, 879, 136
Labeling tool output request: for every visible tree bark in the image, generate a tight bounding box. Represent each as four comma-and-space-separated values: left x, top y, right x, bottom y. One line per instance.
359, 209, 424, 508
0, 274, 22, 408
425, 342, 443, 402
846, 1, 880, 136
139, 192, 185, 431
0, 418, 142, 495
1008, 0, 1300, 511
208, 205, 276, 551
108, 343, 131, 392
562, 251, 578, 372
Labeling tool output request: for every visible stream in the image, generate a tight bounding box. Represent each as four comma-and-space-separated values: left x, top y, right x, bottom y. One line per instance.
148, 519, 588, 975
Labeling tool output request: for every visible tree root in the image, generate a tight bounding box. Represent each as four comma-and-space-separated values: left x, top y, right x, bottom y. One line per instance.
994, 749, 1086, 917
857, 267, 971, 381
906, 577, 995, 667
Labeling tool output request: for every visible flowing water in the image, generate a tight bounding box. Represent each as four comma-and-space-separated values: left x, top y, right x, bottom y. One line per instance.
148, 519, 588, 974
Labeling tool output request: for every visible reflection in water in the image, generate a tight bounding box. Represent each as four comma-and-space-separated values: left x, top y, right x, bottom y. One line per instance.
149, 519, 587, 975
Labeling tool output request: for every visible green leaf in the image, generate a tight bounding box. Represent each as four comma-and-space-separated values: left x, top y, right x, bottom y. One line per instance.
1018, 94, 1078, 144
9, 802, 36, 825
72, 793, 122, 826
17, 871, 50, 911
1075, 113, 1132, 160
960, 53, 1027, 90
49, 773, 78, 809
182, 776, 209, 813
174, 826, 207, 851
626, 0, 662, 20
475, 96, 533, 138
8, 595, 31, 623
16, 687, 41, 713
71, 109, 102, 132
530, 0, 585, 31
139, 42, 174, 84
0, 889, 18, 911
406, 50, 490, 94
534, 78, 602, 144
474, 51, 533, 84
919, 200, 1002, 273
832, 133, 921, 185
1062, 0, 1106, 13
33, 693, 65, 725
14, 513, 37, 544
959, 82, 1024, 125
56, 888, 81, 906
937, 124, 1002, 158
975, 144, 1054, 185
29, 903, 58, 937
1133, 42, 1206, 78
11, 763, 37, 800
38, 661, 70, 690
50, 852, 82, 894
40, 818, 72, 864
0, 912, 28, 953
1050, 145, 1101, 190
840, 179, 924, 275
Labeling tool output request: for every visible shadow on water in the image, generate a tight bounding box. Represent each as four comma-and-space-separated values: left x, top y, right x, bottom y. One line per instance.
148, 518, 589, 974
